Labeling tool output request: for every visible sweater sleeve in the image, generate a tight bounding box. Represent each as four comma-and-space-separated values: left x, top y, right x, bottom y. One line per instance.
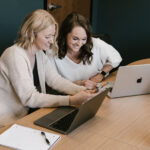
2, 47, 74, 108
93, 38, 122, 68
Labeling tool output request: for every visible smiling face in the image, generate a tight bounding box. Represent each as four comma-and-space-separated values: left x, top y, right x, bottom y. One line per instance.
66, 26, 87, 54
33, 24, 56, 51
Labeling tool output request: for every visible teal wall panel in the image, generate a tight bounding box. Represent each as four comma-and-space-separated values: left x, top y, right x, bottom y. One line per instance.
92, 0, 150, 65
0, 0, 43, 55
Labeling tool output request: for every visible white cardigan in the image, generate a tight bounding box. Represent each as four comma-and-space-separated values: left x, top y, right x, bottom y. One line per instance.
47, 37, 122, 81
0, 45, 85, 126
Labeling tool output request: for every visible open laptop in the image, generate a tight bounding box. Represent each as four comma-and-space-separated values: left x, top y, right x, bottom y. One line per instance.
34, 88, 109, 134
108, 64, 150, 98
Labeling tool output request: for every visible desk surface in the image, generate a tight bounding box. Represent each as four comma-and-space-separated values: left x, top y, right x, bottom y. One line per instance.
1, 59, 150, 150
127, 58, 150, 65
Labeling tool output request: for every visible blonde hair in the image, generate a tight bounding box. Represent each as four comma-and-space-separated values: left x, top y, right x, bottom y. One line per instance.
16, 9, 58, 52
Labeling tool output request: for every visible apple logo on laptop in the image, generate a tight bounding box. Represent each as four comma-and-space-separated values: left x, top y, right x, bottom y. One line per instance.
137, 77, 142, 83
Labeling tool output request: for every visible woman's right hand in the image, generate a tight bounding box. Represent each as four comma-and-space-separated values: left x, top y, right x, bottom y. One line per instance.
69, 91, 96, 106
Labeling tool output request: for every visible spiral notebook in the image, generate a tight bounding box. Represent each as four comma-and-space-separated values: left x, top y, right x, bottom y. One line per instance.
0, 124, 61, 150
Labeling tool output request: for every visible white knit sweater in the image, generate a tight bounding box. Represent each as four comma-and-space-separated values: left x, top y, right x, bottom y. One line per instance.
47, 37, 122, 81
0, 45, 85, 126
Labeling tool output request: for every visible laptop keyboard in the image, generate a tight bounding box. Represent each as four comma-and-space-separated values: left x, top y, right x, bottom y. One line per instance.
50, 109, 78, 132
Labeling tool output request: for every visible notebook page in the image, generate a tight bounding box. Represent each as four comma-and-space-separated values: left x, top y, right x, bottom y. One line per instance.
0, 124, 61, 150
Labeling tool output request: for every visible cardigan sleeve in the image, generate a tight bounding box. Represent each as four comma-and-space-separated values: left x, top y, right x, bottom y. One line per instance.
93, 38, 122, 68
2, 47, 76, 108
43, 52, 86, 94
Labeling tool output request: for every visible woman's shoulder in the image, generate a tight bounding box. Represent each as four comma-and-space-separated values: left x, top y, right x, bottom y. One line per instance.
92, 37, 109, 47
92, 37, 105, 52
1, 44, 25, 60
0, 45, 29, 69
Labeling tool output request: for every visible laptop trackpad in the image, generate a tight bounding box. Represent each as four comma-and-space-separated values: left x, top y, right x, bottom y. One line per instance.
34, 106, 77, 127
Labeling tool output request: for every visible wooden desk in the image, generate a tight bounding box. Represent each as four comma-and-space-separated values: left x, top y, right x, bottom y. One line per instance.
1, 95, 150, 150
1, 59, 150, 150
127, 58, 150, 65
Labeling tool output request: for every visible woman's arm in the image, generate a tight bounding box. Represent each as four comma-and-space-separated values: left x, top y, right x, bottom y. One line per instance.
44, 53, 86, 95
89, 38, 122, 83
90, 64, 113, 83
73, 80, 97, 90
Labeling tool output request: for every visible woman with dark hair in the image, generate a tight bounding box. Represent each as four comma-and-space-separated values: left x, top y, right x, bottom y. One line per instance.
47, 12, 122, 89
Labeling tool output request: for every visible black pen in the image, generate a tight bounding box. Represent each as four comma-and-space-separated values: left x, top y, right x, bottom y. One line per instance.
41, 131, 51, 145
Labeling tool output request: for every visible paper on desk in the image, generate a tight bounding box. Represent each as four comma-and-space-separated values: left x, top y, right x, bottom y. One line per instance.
97, 82, 113, 93
0, 124, 61, 150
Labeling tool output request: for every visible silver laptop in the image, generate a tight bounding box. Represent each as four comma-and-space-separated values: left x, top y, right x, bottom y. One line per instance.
109, 64, 150, 98
34, 88, 110, 134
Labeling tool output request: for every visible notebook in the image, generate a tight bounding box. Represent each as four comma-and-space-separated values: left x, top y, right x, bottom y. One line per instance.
0, 124, 60, 150
34, 88, 109, 134
109, 64, 150, 98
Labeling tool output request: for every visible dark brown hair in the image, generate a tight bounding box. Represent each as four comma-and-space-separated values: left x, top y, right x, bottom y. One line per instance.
57, 12, 93, 64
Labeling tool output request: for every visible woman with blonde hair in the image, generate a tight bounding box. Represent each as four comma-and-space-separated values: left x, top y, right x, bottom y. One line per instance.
0, 9, 95, 127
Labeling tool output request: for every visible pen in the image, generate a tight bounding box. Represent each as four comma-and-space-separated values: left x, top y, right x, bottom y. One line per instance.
41, 131, 50, 145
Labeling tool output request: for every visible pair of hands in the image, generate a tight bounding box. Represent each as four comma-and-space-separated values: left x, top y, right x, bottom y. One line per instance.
74, 73, 103, 90
82, 73, 104, 89
70, 73, 104, 106
70, 66, 113, 105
